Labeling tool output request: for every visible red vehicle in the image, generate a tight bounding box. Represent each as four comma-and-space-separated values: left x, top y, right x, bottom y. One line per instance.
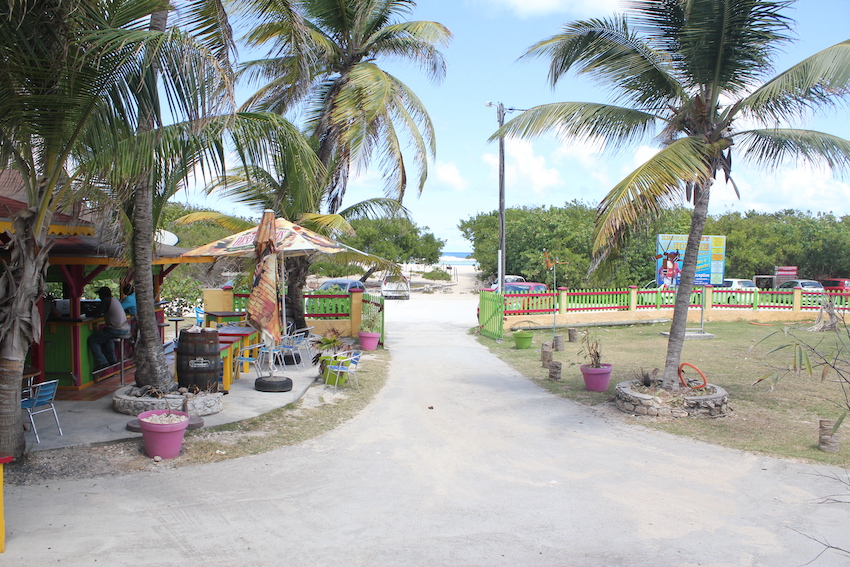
478, 282, 552, 319
481, 282, 550, 294
821, 278, 850, 292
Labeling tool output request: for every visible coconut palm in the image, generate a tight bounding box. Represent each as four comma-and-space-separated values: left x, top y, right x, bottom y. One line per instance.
497, 0, 850, 389
0, 0, 216, 456
179, 144, 404, 330
239, 0, 451, 213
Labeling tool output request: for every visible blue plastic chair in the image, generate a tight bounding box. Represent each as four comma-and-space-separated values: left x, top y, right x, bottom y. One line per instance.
326, 351, 362, 391
21, 380, 63, 443
194, 307, 205, 326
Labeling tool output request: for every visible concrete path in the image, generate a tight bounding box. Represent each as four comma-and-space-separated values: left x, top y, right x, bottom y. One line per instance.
5, 292, 849, 566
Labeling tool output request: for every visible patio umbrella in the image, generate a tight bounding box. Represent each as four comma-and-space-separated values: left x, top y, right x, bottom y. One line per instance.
246, 210, 282, 344
181, 217, 346, 259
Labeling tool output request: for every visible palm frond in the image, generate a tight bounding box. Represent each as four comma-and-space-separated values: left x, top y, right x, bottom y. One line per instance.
173, 211, 255, 232
738, 128, 850, 174
522, 16, 681, 109
742, 40, 850, 122
633, 0, 792, 98
494, 102, 659, 150
593, 136, 713, 259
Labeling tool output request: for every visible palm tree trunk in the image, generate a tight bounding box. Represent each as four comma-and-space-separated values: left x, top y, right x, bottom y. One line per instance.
661, 180, 712, 390
133, 10, 172, 389
285, 256, 311, 331
0, 215, 50, 457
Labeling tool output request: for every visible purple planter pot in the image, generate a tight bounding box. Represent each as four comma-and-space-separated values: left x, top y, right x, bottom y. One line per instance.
137, 410, 190, 459
580, 364, 613, 392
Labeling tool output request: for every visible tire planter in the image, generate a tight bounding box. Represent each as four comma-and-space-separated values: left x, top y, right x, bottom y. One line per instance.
358, 331, 380, 351
513, 331, 534, 349
137, 410, 190, 459
255, 375, 293, 392
580, 364, 613, 392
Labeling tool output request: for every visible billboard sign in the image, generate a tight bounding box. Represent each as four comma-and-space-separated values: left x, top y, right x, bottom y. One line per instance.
656, 234, 726, 286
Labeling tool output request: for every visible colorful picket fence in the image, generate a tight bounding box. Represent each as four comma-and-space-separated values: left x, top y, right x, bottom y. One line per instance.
478, 286, 850, 340
303, 291, 350, 319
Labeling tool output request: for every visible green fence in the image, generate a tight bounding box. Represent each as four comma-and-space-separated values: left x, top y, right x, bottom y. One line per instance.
303, 291, 350, 319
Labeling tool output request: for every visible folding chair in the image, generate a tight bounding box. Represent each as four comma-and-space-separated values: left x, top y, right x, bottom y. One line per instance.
21, 380, 63, 443
326, 351, 362, 391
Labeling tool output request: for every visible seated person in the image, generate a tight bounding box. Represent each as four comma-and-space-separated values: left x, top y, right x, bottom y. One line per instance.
87, 287, 130, 372
120, 284, 137, 316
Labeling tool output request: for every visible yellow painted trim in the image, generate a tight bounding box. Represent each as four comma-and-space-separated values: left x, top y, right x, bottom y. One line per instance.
0, 220, 94, 236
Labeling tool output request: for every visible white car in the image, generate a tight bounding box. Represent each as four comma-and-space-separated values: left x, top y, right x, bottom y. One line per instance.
719, 278, 759, 290
381, 275, 410, 300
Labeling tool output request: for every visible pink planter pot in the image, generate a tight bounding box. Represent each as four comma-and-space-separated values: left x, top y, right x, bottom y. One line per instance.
358, 331, 380, 351
138, 410, 190, 459
580, 364, 613, 392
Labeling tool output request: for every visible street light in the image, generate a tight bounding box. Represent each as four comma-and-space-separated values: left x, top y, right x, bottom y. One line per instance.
486, 101, 516, 294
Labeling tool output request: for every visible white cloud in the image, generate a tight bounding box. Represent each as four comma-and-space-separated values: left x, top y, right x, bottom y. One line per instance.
434, 161, 470, 192
715, 165, 850, 216
492, 138, 563, 198
475, 0, 621, 18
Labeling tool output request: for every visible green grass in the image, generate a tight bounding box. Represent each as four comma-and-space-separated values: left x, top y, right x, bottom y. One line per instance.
477, 321, 850, 467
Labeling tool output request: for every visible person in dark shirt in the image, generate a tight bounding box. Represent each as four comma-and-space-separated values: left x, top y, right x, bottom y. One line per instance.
88, 287, 130, 372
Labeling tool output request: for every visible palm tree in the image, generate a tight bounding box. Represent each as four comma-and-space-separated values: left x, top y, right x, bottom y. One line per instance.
239, 0, 451, 213
0, 0, 199, 457
71, 1, 237, 392
180, 137, 404, 330
496, 0, 850, 389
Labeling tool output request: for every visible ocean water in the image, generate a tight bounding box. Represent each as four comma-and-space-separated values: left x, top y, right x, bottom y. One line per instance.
438, 252, 476, 266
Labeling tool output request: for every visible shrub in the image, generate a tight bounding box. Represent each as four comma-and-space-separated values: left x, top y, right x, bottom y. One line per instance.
422, 269, 451, 281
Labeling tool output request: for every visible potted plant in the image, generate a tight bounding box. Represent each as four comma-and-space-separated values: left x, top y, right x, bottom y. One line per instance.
312, 326, 353, 384
511, 321, 535, 349
579, 331, 613, 391
358, 303, 382, 351
137, 407, 190, 459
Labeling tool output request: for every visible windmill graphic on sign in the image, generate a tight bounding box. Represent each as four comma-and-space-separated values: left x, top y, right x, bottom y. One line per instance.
543, 249, 569, 342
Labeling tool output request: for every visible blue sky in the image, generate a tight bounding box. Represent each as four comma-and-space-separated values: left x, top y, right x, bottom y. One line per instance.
180, 0, 850, 252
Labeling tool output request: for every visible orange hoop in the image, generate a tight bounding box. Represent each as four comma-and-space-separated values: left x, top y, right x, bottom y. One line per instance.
678, 362, 707, 389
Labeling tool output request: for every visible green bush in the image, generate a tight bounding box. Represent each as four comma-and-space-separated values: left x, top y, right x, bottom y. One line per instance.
422, 269, 451, 281
311, 261, 364, 278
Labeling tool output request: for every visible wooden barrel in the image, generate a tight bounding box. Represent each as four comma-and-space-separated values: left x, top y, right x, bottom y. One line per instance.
177, 330, 221, 391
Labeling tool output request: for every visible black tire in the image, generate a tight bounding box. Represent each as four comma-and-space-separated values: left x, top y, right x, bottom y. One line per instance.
255, 376, 293, 392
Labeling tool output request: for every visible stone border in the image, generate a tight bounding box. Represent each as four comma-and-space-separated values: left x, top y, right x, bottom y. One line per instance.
614, 380, 730, 418
112, 387, 224, 417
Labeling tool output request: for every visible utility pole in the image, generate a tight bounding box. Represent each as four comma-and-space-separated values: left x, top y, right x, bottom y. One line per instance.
488, 102, 509, 294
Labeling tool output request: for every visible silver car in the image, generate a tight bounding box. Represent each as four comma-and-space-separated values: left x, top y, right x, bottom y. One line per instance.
381, 275, 410, 300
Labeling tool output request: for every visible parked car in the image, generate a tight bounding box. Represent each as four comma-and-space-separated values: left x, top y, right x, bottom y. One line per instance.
316, 278, 366, 293
481, 282, 549, 294
776, 279, 824, 290
821, 278, 850, 292
719, 278, 759, 290
381, 275, 410, 300
715, 278, 759, 305
489, 274, 526, 287
777, 279, 826, 307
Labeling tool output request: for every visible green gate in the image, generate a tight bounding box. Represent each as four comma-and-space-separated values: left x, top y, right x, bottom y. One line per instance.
478, 291, 505, 339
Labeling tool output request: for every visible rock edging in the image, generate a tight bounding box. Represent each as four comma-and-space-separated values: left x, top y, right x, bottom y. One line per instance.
614, 380, 730, 418
112, 387, 223, 416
